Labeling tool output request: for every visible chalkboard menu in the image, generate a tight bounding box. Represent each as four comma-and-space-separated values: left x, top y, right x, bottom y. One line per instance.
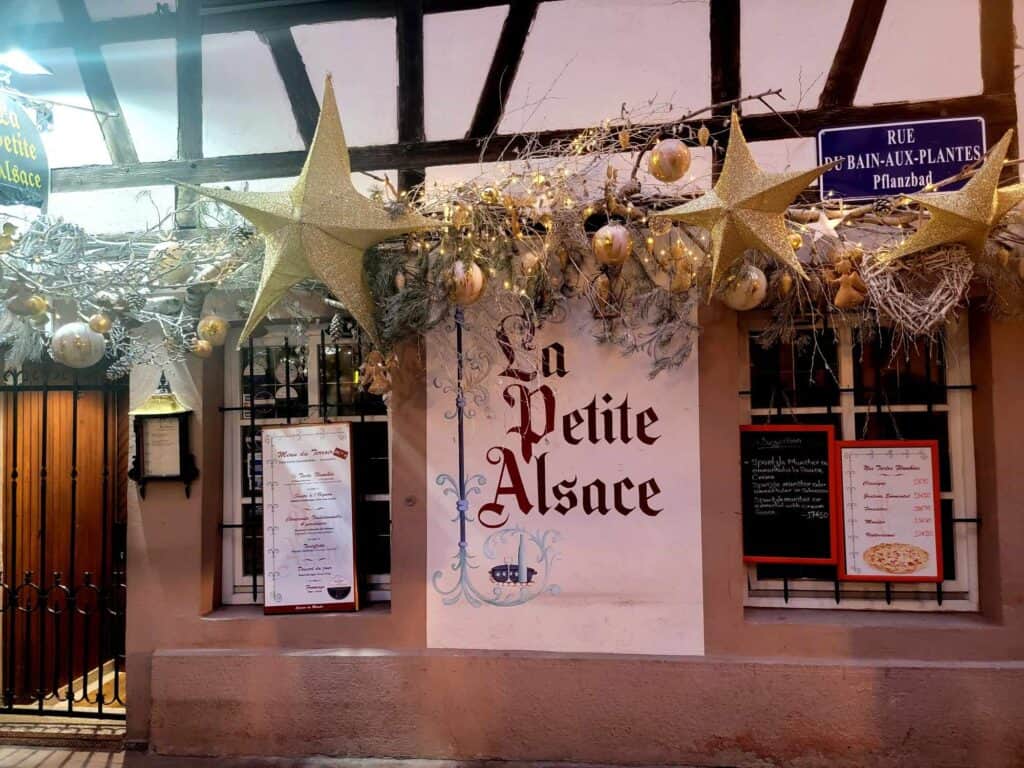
740, 425, 837, 564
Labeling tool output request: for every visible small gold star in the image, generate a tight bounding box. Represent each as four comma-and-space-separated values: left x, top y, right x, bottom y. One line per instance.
882, 129, 1024, 262
655, 111, 834, 291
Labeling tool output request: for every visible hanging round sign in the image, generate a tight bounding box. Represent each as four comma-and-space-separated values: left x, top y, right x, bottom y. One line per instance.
0, 95, 47, 209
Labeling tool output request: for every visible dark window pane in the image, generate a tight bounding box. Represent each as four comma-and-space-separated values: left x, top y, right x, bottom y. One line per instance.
318, 343, 387, 418
357, 500, 391, 577
241, 344, 310, 420
749, 330, 839, 409
941, 498, 956, 582
241, 501, 263, 577
853, 329, 946, 406
353, 422, 389, 496
854, 412, 951, 492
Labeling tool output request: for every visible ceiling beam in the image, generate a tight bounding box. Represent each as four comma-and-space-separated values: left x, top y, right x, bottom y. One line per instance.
818, 0, 887, 108
465, 0, 540, 139
175, 0, 204, 229
50, 92, 1016, 193
55, 0, 139, 165
2, 1, 561, 52
396, 0, 426, 192
260, 28, 320, 148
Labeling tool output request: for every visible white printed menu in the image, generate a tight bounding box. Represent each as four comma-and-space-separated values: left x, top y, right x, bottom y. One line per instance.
838, 441, 942, 582
261, 423, 358, 613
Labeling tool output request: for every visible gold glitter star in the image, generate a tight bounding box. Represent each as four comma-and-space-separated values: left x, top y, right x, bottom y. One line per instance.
882, 129, 1024, 262
188, 75, 432, 346
655, 111, 834, 291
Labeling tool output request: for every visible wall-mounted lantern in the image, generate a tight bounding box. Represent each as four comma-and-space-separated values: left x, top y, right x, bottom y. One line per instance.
128, 372, 199, 498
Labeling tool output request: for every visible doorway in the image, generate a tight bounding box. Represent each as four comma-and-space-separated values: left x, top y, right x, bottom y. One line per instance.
0, 362, 127, 719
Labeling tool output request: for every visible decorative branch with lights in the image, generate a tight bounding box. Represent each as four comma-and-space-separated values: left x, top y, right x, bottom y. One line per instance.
1, 86, 1023, 384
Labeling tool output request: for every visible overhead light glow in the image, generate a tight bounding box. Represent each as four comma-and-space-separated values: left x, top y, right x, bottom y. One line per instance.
0, 50, 52, 76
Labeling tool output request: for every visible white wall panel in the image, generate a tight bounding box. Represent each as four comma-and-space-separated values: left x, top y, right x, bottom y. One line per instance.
293, 19, 399, 146
424, 5, 507, 140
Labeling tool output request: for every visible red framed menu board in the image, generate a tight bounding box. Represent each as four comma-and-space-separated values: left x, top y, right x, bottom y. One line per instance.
836, 440, 943, 583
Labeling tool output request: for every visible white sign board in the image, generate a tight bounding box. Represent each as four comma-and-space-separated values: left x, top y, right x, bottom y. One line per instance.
426, 303, 704, 655
838, 441, 942, 582
261, 423, 358, 613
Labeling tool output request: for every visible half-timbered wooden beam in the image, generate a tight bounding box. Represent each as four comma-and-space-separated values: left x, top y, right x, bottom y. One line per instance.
818, 0, 887, 108
3, 1, 560, 53
466, 0, 540, 139
397, 0, 426, 192
175, 0, 203, 229
50, 92, 1016, 193
709, 0, 740, 177
979, 0, 1017, 173
260, 28, 320, 149
55, 0, 139, 165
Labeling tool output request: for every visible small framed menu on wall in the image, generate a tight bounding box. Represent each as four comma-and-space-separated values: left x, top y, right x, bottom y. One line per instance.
261, 422, 359, 613
740, 424, 837, 564
837, 440, 942, 582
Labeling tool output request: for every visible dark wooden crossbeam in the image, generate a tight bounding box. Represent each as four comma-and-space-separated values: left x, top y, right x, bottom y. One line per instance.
466, 0, 540, 139
397, 0, 426, 192
260, 28, 320, 148
50, 92, 1016, 193
818, 0, 887, 108
55, 0, 139, 165
175, 0, 203, 229
2, 1, 560, 52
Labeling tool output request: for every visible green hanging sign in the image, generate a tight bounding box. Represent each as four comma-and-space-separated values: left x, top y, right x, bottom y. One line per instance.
0, 94, 47, 209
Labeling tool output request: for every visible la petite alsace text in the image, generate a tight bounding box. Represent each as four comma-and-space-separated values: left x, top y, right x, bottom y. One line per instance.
477, 318, 663, 529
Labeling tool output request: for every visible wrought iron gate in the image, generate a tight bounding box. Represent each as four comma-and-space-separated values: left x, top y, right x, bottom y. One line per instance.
0, 363, 127, 719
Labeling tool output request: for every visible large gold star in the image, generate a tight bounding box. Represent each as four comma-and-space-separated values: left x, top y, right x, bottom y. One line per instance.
882, 129, 1024, 262
188, 75, 432, 346
655, 111, 833, 291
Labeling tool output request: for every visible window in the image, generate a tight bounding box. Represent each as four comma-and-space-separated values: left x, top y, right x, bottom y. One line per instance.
221, 321, 391, 606
741, 318, 978, 611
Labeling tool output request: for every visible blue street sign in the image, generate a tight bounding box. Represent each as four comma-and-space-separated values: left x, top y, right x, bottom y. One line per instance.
817, 117, 986, 202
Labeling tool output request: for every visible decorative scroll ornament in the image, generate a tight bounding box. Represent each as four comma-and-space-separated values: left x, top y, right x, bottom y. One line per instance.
187, 75, 433, 347
881, 129, 1024, 263
654, 110, 834, 291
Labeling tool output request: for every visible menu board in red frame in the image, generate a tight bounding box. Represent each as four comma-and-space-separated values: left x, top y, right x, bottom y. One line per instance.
739, 424, 838, 565
836, 440, 943, 583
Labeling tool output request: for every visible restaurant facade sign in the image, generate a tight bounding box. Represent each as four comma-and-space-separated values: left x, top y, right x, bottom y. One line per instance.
426, 303, 704, 655
0, 95, 48, 209
818, 116, 985, 201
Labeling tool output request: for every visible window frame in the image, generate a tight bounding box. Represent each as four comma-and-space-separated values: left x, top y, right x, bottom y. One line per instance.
740, 316, 978, 612
220, 323, 390, 606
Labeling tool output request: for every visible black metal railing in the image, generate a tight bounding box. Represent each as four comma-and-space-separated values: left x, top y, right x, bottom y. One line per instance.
0, 366, 127, 719
220, 321, 390, 604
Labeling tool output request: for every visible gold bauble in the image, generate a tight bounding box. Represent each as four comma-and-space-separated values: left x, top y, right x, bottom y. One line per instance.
197, 314, 229, 346
778, 272, 794, 297
721, 264, 767, 311
88, 312, 113, 334
480, 186, 500, 205
592, 224, 632, 267
788, 233, 803, 251
191, 339, 214, 359
648, 138, 691, 183
6, 293, 48, 317
447, 260, 486, 306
